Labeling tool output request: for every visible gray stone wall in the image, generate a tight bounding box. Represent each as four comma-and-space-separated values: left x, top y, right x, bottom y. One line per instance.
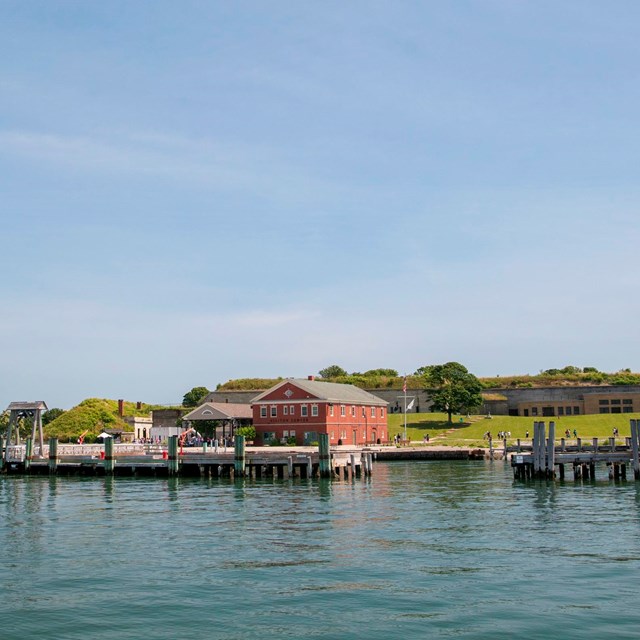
487, 385, 640, 411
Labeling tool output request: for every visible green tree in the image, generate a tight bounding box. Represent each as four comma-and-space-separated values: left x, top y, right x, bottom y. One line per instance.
318, 365, 347, 379
235, 425, 256, 441
364, 368, 399, 377
43, 408, 65, 426
182, 386, 210, 408
421, 362, 483, 424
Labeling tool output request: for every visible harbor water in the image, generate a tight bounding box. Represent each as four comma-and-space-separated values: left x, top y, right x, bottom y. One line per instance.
1, 460, 640, 639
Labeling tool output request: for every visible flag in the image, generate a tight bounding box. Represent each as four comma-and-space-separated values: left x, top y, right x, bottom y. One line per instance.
402, 377, 407, 393
407, 398, 415, 411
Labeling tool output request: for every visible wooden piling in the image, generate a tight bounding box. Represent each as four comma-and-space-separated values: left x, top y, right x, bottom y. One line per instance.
592, 437, 598, 453
631, 420, 640, 479
318, 434, 331, 478
48, 437, 58, 474
306, 456, 313, 479
577, 437, 582, 452
287, 456, 293, 478
104, 437, 115, 474
167, 436, 179, 475
24, 437, 33, 472
234, 435, 246, 477
609, 436, 616, 452
561, 437, 566, 453
547, 421, 555, 478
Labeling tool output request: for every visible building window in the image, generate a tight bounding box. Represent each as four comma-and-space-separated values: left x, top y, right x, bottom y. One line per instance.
565, 407, 572, 416
558, 407, 564, 416
283, 430, 289, 438
573, 406, 580, 415
611, 399, 621, 405
270, 406, 277, 417
599, 399, 609, 405
260, 406, 267, 418
612, 407, 622, 414
263, 431, 275, 442
301, 405, 308, 417
623, 406, 633, 413
311, 405, 318, 417
371, 407, 376, 417
351, 406, 356, 417
341, 405, 346, 417
330, 431, 335, 440
329, 405, 334, 417
600, 407, 610, 414
381, 408, 384, 418
283, 405, 289, 416
623, 398, 633, 405
290, 405, 295, 415
531, 407, 538, 416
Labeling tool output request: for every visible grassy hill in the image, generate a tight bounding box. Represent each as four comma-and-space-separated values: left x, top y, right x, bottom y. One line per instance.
45, 398, 177, 443
217, 369, 640, 392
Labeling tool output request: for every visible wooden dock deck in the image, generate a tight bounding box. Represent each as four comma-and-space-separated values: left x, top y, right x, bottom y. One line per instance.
1, 438, 376, 480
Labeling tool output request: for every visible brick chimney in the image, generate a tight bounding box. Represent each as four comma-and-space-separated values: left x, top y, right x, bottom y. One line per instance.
118, 399, 124, 417
308, 375, 315, 381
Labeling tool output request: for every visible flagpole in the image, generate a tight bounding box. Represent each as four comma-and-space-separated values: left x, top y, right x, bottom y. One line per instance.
403, 375, 407, 443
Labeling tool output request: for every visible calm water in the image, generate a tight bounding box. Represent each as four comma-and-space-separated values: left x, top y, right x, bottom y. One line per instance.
1, 461, 640, 639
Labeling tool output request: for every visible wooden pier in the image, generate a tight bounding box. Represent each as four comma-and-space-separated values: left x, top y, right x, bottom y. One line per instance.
1, 435, 375, 480
511, 419, 640, 481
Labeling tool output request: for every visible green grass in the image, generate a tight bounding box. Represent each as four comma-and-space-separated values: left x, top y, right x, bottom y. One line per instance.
45, 398, 179, 442
387, 412, 640, 447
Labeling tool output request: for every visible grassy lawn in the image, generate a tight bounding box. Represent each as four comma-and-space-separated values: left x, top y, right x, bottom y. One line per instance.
386, 412, 640, 447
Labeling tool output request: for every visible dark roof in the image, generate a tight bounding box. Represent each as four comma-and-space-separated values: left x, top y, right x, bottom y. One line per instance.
182, 402, 253, 421
6, 401, 48, 412
251, 379, 388, 406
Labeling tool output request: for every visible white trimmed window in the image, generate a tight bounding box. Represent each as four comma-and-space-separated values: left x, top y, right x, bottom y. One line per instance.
341, 405, 346, 417
329, 405, 334, 417
284, 406, 289, 416
289, 405, 295, 415
381, 408, 385, 417
371, 407, 375, 417
260, 406, 267, 418
351, 406, 356, 417
301, 405, 308, 417
270, 406, 277, 417
311, 404, 318, 417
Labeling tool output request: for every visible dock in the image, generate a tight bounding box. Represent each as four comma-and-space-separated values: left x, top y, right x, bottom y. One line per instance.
0, 435, 376, 480
510, 419, 640, 481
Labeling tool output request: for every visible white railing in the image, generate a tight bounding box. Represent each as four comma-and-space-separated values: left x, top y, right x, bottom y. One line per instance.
4, 443, 149, 462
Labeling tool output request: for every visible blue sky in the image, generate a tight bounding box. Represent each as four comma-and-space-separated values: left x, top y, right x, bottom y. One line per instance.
2, 1, 640, 409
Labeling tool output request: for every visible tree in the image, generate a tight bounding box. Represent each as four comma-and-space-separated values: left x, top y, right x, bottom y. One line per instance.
364, 368, 399, 377
43, 408, 65, 426
182, 386, 210, 408
318, 365, 347, 379
421, 362, 483, 424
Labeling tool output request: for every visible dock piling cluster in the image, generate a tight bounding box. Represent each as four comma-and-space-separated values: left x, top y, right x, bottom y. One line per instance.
512, 418, 640, 482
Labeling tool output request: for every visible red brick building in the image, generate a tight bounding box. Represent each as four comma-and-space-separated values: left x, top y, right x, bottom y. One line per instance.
251, 377, 388, 446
